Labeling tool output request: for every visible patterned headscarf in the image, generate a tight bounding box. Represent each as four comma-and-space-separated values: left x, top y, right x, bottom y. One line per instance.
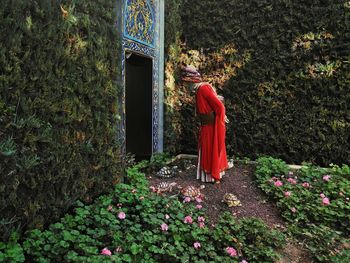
181, 65, 202, 83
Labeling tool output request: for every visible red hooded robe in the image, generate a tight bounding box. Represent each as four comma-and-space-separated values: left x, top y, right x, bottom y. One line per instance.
195, 83, 228, 181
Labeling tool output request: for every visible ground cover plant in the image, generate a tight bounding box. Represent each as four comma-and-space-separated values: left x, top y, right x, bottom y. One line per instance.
0, 160, 286, 262
2, 155, 349, 262
255, 156, 350, 262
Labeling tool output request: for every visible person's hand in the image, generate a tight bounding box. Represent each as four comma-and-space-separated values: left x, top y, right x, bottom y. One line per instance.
225, 115, 230, 123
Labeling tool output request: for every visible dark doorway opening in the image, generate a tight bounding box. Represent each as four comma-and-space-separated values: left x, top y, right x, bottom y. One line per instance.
125, 52, 153, 161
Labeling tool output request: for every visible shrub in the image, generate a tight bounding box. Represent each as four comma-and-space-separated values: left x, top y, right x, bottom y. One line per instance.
0, 0, 121, 241
21, 163, 285, 262
255, 156, 350, 262
165, 0, 350, 166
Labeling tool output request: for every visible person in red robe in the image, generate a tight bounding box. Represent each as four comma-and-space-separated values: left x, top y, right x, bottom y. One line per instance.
182, 65, 231, 183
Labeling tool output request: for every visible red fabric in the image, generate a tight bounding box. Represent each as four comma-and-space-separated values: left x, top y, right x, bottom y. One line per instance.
196, 83, 228, 181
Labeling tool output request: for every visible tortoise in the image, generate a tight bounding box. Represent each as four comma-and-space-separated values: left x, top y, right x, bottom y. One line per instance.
154, 181, 177, 194
156, 166, 178, 179
222, 193, 241, 207
180, 185, 205, 200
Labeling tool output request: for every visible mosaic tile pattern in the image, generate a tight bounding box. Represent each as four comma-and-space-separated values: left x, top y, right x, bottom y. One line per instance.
121, 0, 161, 154
124, 0, 155, 47
122, 39, 155, 57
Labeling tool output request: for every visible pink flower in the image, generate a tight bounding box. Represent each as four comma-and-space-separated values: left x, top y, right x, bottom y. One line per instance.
291, 207, 297, 213
195, 197, 203, 203
183, 197, 191, 203
302, 182, 310, 188
199, 222, 205, 228
131, 189, 137, 193
322, 197, 330, 206
274, 180, 283, 187
284, 191, 291, 197
165, 214, 170, 220
197, 216, 205, 222
320, 193, 326, 198
101, 248, 112, 256
161, 223, 169, 232
287, 178, 297, 184
240, 260, 248, 263
118, 211, 126, 220
184, 216, 193, 224
107, 205, 113, 211
226, 246, 237, 257
193, 242, 201, 249
323, 175, 331, 181
196, 204, 203, 209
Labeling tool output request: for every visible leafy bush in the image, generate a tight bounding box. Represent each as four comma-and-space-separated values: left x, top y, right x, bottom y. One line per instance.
0, 231, 25, 263
255, 156, 350, 262
20, 163, 285, 262
165, 0, 183, 53
149, 152, 172, 171
0, 0, 121, 241
291, 224, 350, 263
165, 0, 350, 166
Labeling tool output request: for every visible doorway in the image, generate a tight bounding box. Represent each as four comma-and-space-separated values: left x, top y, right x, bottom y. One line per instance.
125, 52, 153, 160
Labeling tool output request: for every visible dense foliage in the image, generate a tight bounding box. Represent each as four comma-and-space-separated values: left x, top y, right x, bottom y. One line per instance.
255, 157, 350, 262
163, 0, 186, 154
164, 0, 182, 55
0, 0, 121, 241
0, 162, 286, 262
165, 0, 350, 166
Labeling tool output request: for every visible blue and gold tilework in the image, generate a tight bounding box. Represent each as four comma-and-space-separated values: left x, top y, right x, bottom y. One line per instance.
124, 0, 155, 47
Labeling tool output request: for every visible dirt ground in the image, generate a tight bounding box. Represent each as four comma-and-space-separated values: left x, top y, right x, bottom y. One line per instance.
146, 157, 313, 263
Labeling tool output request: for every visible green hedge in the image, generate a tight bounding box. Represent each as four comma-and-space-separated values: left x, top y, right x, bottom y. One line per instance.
163, 0, 189, 154
164, 0, 182, 55
0, 0, 121, 241
166, 0, 350, 165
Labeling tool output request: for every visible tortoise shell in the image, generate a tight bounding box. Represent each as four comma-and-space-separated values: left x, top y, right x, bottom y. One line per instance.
181, 185, 204, 199
157, 166, 178, 178
155, 181, 177, 193
222, 193, 241, 207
